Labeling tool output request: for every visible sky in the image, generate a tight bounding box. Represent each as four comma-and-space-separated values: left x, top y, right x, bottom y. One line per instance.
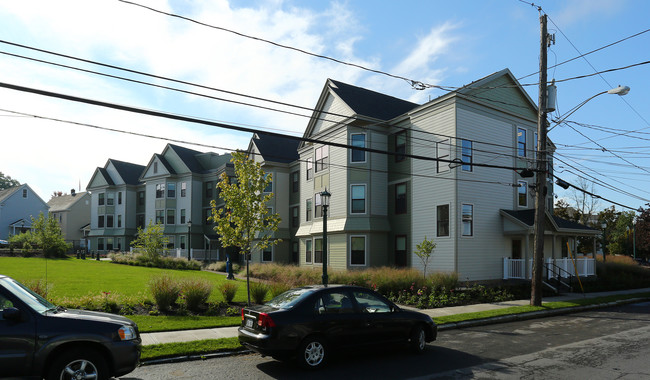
0, 0, 649, 214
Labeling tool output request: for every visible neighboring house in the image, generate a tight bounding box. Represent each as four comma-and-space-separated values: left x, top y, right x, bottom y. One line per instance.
0, 184, 49, 240
291, 69, 598, 281
247, 132, 300, 264
86, 144, 233, 258
47, 190, 91, 250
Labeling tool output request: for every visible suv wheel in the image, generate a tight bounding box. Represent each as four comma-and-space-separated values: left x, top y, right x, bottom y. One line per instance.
46, 348, 108, 380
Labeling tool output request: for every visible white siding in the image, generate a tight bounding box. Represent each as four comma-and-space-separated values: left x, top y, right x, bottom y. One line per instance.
370, 131, 388, 216
312, 93, 352, 135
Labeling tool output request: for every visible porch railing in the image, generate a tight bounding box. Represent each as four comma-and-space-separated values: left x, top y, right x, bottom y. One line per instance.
503, 257, 596, 280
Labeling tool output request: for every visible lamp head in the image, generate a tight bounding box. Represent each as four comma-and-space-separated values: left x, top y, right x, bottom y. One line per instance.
607, 85, 630, 96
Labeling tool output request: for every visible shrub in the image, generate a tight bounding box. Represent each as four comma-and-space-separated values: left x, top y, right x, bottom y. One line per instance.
149, 275, 181, 311
181, 278, 213, 312
269, 282, 291, 298
429, 271, 459, 290
109, 252, 201, 271
250, 282, 269, 304
218, 282, 239, 303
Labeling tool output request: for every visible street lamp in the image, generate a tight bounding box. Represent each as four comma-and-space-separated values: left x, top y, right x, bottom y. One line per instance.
627, 225, 636, 260
601, 222, 607, 263
320, 188, 331, 287
187, 220, 192, 261
532, 84, 630, 306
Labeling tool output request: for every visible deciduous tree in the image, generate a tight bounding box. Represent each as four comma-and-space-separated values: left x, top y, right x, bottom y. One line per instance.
415, 236, 436, 278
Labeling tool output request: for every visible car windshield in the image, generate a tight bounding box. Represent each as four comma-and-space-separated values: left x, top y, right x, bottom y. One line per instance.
265, 288, 316, 309
0, 277, 56, 314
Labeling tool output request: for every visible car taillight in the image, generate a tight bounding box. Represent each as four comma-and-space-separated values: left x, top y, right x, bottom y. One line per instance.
241, 308, 245, 321
257, 312, 276, 328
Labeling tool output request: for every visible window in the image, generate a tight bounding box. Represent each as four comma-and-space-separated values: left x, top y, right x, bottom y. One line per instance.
167, 209, 175, 225
291, 206, 299, 228
167, 183, 176, 198
352, 290, 391, 313
395, 131, 406, 162
291, 171, 299, 192
395, 235, 407, 267
180, 235, 186, 250
155, 184, 165, 199
117, 215, 122, 228
107, 193, 114, 206
206, 182, 213, 198
180, 209, 186, 224
262, 246, 273, 262
461, 140, 473, 172
98, 215, 104, 228
205, 208, 212, 224
395, 183, 407, 214
98, 193, 105, 206
437, 204, 449, 237
315, 291, 354, 315
350, 185, 366, 214
138, 191, 145, 206
462, 204, 474, 237
350, 236, 366, 266
315, 193, 322, 218
315, 146, 329, 172
517, 127, 527, 157
306, 158, 313, 180
305, 239, 312, 263
106, 238, 114, 251
153, 161, 158, 174
155, 210, 164, 224
118, 192, 122, 204
350, 133, 366, 162
136, 214, 145, 229
314, 238, 323, 264
97, 238, 104, 251
292, 241, 299, 263
263, 173, 273, 193
181, 182, 187, 197
107, 215, 114, 228
306, 199, 312, 221
518, 181, 528, 207
437, 139, 450, 173
22, 188, 28, 198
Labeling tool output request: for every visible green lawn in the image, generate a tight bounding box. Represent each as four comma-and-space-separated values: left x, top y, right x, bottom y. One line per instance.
130, 315, 241, 333
0, 257, 249, 303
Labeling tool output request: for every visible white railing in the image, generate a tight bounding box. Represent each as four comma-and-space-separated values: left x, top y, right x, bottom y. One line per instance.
503, 257, 596, 280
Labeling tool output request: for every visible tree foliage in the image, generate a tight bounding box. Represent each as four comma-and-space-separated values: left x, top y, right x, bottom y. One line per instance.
11, 212, 71, 257
131, 220, 169, 263
635, 204, 650, 259
414, 236, 436, 278
0, 172, 20, 191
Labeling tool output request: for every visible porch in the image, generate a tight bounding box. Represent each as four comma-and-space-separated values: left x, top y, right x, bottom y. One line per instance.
503, 257, 596, 280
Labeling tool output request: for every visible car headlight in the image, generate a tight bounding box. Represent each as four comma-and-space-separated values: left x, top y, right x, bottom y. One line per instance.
118, 325, 137, 341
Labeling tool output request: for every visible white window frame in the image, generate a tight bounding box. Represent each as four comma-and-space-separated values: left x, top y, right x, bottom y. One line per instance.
181, 182, 187, 197
306, 157, 313, 180
263, 173, 273, 193
461, 203, 474, 237
305, 238, 313, 264
436, 203, 451, 238
461, 139, 473, 172
518, 181, 528, 207
350, 184, 367, 215
262, 245, 273, 263
349, 235, 367, 267
350, 132, 367, 163
517, 127, 527, 158
437, 139, 450, 173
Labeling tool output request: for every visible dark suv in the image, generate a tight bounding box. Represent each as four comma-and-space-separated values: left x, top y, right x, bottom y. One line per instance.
0, 274, 141, 379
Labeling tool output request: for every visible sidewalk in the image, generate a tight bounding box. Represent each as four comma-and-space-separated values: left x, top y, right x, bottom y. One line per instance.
140, 287, 650, 346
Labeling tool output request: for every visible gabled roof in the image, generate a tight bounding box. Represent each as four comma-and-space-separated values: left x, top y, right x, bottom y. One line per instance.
167, 144, 205, 173
501, 209, 599, 234
0, 186, 19, 203
328, 79, 419, 121
47, 192, 89, 212
110, 160, 145, 185
251, 132, 300, 163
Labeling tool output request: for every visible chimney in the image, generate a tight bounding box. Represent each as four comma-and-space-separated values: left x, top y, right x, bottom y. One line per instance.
71, 189, 76, 196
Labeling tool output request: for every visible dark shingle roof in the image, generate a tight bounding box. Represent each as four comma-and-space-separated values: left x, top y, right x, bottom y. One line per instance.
329, 79, 419, 121
97, 168, 115, 186
168, 144, 205, 173
110, 160, 145, 185
253, 133, 300, 163
502, 209, 597, 232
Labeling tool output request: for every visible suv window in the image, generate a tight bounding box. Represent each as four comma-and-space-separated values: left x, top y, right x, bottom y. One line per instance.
352, 291, 391, 313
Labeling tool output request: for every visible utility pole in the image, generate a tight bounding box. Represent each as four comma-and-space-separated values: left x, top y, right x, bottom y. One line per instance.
531, 14, 548, 306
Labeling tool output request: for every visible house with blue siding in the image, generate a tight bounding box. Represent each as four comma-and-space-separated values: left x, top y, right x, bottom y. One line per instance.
0, 184, 49, 240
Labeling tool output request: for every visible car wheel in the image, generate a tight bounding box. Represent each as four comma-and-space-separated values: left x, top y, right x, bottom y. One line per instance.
410, 325, 427, 354
297, 336, 327, 369
46, 348, 108, 380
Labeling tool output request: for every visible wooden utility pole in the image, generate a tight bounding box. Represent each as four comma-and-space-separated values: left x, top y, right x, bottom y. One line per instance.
531, 14, 548, 306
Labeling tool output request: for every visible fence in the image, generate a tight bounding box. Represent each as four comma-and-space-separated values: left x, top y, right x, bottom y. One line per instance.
503, 257, 596, 280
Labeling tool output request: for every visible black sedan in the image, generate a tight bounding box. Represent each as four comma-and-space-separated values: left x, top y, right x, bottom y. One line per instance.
238, 284, 437, 369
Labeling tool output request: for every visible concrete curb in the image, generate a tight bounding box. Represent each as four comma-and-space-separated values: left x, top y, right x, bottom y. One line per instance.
138, 296, 650, 366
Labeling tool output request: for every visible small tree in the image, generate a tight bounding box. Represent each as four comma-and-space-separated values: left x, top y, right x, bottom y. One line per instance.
415, 236, 436, 278
131, 220, 168, 263
0, 172, 20, 191
30, 212, 70, 258
211, 151, 281, 305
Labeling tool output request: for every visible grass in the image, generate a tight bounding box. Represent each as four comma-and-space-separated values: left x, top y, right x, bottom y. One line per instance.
0, 257, 250, 303
130, 315, 241, 333
141, 337, 245, 361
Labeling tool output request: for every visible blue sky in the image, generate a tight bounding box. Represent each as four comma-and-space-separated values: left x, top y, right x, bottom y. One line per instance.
0, 0, 648, 213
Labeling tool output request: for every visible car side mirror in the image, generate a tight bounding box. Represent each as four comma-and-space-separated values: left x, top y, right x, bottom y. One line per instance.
2, 307, 22, 321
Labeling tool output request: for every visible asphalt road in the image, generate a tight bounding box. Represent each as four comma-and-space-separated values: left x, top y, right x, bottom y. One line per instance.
124, 301, 650, 379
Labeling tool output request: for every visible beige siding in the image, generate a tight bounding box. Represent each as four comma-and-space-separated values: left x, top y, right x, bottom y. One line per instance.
312, 93, 352, 135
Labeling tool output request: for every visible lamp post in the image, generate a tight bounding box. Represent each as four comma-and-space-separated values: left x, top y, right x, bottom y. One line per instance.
549, 85, 630, 132
187, 220, 192, 261
601, 222, 607, 263
320, 189, 331, 287
627, 225, 636, 260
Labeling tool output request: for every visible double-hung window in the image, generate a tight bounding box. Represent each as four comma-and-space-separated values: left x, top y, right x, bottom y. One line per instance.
306, 199, 312, 221
350, 133, 366, 163
437, 139, 450, 173
263, 173, 273, 193
314, 238, 323, 264
156, 210, 164, 224
291, 171, 299, 192
291, 206, 299, 228
437, 204, 449, 237
395, 131, 406, 162
167, 183, 176, 198
98, 193, 105, 206
350, 236, 366, 266
517, 127, 527, 157
461, 140, 473, 172
518, 181, 528, 207
315, 146, 329, 172
315, 193, 322, 217
181, 182, 187, 197
462, 204, 474, 237
155, 184, 165, 199
305, 239, 312, 263
306, 158, 313, 180
395, 183, 407, 214
107, 193, 114, 206
350, 185, 366, 214
167, 209, 175, 225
